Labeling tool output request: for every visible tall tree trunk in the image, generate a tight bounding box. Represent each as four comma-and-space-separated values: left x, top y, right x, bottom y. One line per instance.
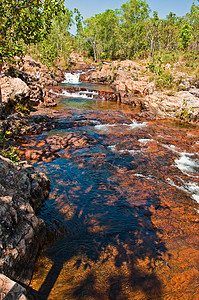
93, 40, 97, 62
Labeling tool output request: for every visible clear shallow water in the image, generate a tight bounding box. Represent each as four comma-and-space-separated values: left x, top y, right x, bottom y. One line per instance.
53, 96, 141, 112
29, 82, 199, 299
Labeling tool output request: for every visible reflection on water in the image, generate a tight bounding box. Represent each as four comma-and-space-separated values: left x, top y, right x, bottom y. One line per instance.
53, 97, 141, 112
29, 83, 199, 299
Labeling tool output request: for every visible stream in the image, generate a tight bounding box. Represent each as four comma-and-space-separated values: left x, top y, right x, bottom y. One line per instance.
27, 73, 199, 299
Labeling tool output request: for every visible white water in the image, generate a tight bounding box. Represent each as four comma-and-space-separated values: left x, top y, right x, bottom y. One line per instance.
49, 89, 98, 100
63, 72, 80, 84
175, 153, 199, 175
108, 144, 142, 155
139, 138, 154, 145
167, 177, 199, 204
94, 120, 147, 132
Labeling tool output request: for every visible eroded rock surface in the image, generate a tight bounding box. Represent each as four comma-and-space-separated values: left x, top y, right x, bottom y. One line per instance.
0, 155, 50, 284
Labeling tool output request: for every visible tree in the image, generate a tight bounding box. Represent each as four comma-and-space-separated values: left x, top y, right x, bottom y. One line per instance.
74, 8, 84, 54
0, 0, 65, 61
120, 0, 150, 22
161, 12, 180, 51
82, 10, 119, 61
0, 0, 65, 111
119, 0, 150, 58
188, 1, 199, 51
147, 11, 161, 55
35, 9, 74, 67
179, 23, 192, 50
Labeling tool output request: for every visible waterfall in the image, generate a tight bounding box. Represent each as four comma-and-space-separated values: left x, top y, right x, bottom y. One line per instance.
63, 72, 80, 84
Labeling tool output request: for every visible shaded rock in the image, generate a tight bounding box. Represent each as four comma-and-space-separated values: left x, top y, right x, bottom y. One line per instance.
0, 113, 44, 138
0, 55, 64, 119
21, 55, 64, 84
0, 156, 50, 284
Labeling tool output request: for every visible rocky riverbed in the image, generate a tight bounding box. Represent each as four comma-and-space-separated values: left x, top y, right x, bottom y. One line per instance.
1, 55, 199, 299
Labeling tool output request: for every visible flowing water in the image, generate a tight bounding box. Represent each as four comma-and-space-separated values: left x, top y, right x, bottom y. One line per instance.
28, 74, 199, 299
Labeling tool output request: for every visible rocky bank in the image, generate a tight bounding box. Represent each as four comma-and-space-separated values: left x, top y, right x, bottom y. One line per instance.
0, 155, 50, 298
0, 55, 65, 148
0, 55, 64, 118
0, 56, 63, 298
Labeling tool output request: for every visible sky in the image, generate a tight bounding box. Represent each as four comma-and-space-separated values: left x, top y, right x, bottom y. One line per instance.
66, 0, 195, 34
66, 0, 195, 19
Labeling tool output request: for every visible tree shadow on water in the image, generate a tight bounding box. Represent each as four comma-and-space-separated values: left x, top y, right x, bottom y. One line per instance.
32, 156, 167, 300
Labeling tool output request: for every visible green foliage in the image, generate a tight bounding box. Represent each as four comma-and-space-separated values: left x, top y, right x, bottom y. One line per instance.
176, 99, 194, 121
2, 146, 19, 164
75, 0, 199, 63
155, 71, 174, 90
146, 56, 164, 75
0, 0, 65, 62
15, 103, 29, 113
0, 132, 8, 148
179, 23, 192, 50
30, 9, 74, 68
120, 0, 151, 23
83, 9, 119, 61
146, 55, 174, 90
1, 0, 199, 75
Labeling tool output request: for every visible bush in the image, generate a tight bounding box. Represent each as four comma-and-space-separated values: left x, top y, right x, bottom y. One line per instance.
155, 71, 174, 90
2, 146, 20, 165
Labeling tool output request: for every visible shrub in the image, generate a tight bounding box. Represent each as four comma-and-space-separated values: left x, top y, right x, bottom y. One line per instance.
2, 146, 20, 165
155, 71, 174, 90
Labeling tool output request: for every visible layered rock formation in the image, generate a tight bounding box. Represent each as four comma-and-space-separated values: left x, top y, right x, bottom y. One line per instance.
80, 60, 153, 96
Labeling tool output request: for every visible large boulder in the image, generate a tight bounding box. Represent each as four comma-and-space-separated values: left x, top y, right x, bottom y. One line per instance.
0, 156, 50, 284
0, 76, 30, 117
144, 90, 199, 122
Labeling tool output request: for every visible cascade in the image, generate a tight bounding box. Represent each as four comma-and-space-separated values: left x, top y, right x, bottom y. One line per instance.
63, 72, 80, 84
50, 88, 98, 99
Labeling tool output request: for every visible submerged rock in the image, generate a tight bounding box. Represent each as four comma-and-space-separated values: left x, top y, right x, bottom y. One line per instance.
0, 155, 50, 285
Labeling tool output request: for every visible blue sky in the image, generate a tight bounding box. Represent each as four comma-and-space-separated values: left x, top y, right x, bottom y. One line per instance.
66, 0, 195, 19
66, 0, 195, 34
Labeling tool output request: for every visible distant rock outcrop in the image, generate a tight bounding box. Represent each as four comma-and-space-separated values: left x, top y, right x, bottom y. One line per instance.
81, 59, 199, 123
